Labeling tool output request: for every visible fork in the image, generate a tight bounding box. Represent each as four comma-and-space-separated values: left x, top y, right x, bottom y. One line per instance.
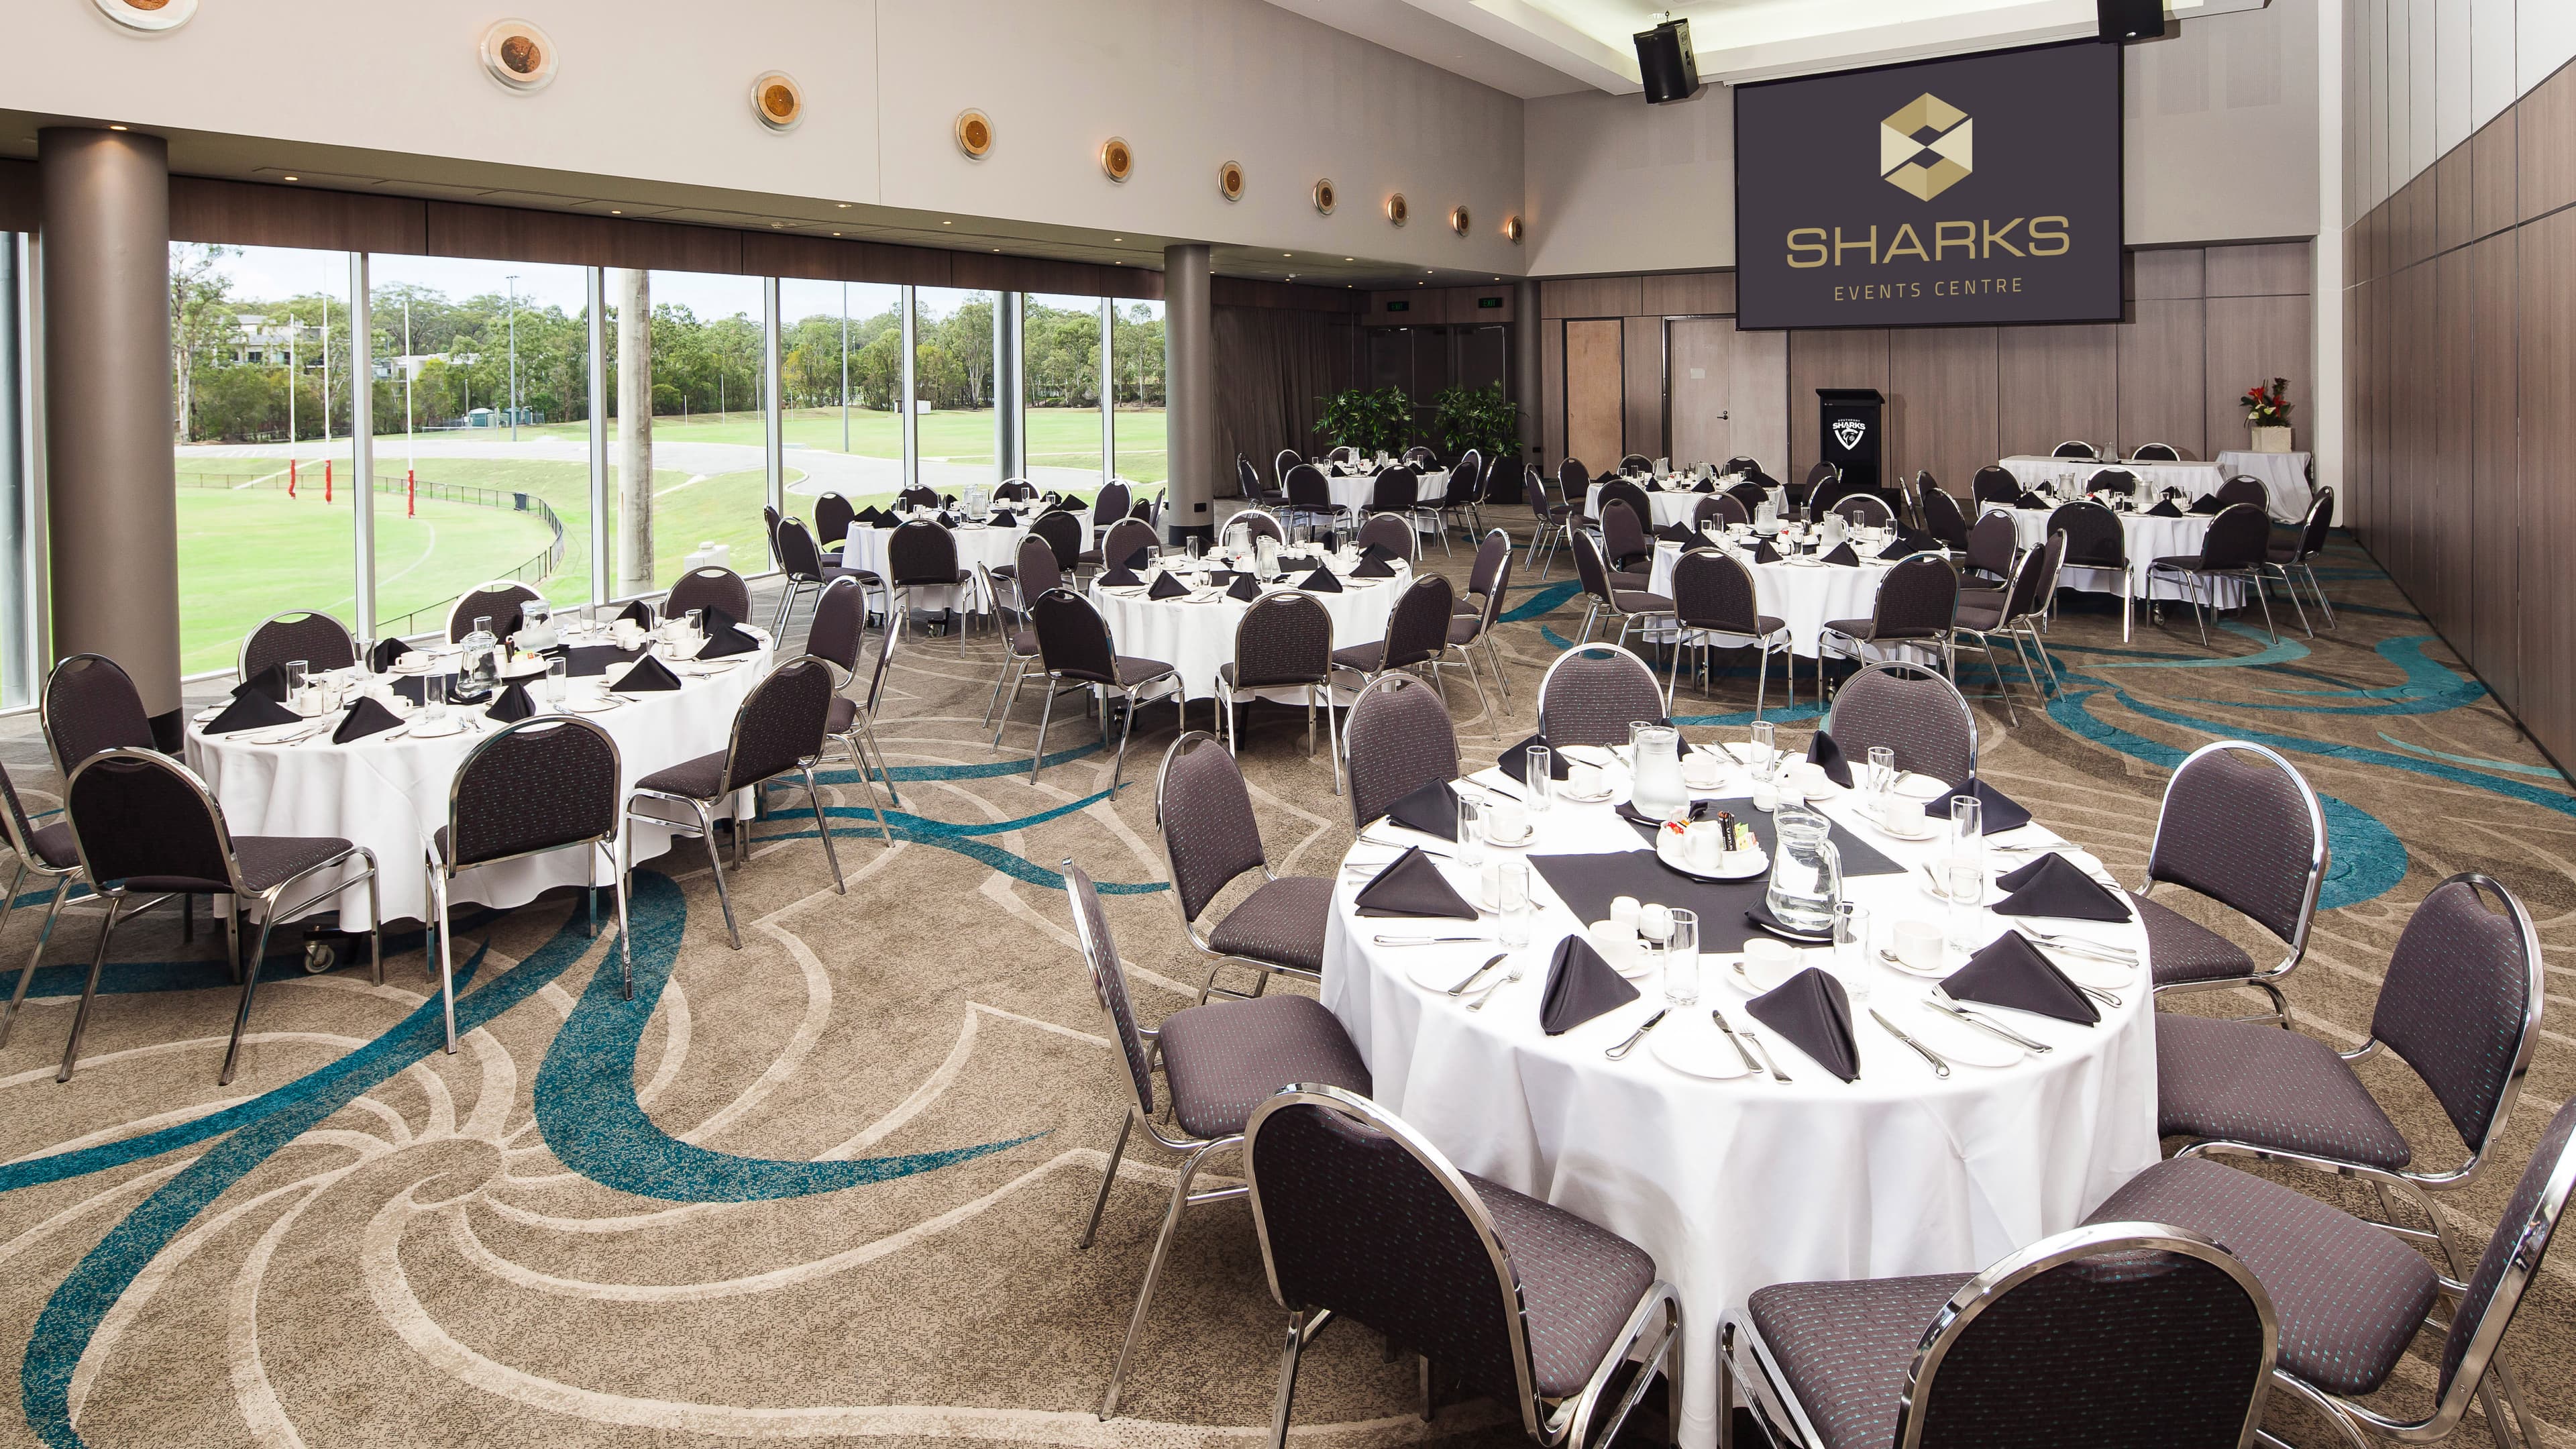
1466, 965, 1523, 1011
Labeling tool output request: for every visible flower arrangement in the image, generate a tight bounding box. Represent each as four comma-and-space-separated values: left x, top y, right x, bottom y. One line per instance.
2242, 378, 2292, 428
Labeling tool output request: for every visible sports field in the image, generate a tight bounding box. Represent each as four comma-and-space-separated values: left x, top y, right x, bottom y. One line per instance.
518, 405, 1167, 481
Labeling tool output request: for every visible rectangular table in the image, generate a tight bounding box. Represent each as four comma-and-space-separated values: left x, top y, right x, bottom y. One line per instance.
1998, 455, 2224, 504
2212, 449, 2313, 520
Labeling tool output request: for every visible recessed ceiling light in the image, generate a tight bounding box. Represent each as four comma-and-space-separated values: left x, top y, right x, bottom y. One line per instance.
281, 175, 299, 182
837, 203, 851, 208
1113, 237, 1123, 242
943, 219, 952, 225
831, 231, 841, 235
992, 248, 1001, 252
107, 124, 128, 131
1344, 258, 1354, 262
610, 209, 623, 215
771, 222, 784, 228
1282, 252, 1291, 257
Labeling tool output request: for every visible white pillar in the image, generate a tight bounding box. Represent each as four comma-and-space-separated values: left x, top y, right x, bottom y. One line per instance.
350, 252, 374, 638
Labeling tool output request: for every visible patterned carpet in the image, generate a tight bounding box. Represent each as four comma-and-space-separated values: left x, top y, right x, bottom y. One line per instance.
0, 527, 2567, 1449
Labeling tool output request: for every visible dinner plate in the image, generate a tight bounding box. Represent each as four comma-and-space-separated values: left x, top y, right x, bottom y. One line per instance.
1648, 1014, 1759, 1079
1892, 772, 1951, 800
1654, 829, 1768, 881
1558, 784, 1618, 805
1405, 955, 1509, 994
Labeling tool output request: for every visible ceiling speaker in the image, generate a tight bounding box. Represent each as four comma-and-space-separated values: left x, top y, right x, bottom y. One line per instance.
751, 72, 803, 131
93, 0, 195, 31
1218, 160, 1245, 201
1312, 179, 1336, 215
1634, 19, 1700, 105
955, 110, 993, 159
1099, 137, 1133, 183
480, 19, 558, 93
1385, 193, 1408, 227
2096, 0, 2166, 41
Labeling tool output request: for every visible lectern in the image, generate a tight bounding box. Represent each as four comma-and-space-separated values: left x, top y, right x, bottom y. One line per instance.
1816, 388, 1886, 498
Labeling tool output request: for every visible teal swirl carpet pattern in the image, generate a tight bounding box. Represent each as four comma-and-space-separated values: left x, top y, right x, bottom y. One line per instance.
0, 532, 2563, 1448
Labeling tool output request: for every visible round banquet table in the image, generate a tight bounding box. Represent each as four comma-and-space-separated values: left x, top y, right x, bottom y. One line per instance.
1586, 483, 1707, 529
1993, 506, 2242, 606
1996, 454, 2225, 504
184, 635, 773, 928
1318, 754, 2158, 1449
1089, 558, 1409, 702
834, 516, 1089, 616
1644, 539, 1912, 657
1324, 466, 1445, 515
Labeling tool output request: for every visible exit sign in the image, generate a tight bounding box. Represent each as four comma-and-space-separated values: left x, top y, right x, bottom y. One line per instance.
1477, 296, 1503, 309
1385, 300, 1409, 313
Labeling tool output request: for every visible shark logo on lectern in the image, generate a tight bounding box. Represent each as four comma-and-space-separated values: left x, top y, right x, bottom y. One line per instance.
1831, 418, 1868, 451
1880, 93, 1974, 201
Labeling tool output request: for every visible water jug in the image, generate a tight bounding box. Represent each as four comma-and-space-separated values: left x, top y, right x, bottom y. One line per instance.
1764, 807, 1843, 934
1629, 724, 1688, 821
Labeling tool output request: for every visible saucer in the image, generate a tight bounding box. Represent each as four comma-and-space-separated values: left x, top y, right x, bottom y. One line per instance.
1558, 784, 1617, 805
1481, 824, 1538, 849
1865, 804, 1941, 841
1654, 830, 1768, 881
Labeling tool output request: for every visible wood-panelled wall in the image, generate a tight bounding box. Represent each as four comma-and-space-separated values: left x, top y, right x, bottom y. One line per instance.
1538, 240, 2312, 501
2346, 58, 2576, 771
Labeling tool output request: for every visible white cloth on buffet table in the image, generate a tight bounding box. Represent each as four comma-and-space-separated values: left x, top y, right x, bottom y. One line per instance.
185, 634, 772, 927
1997, 455, 2224, 502
1320, 756, 2157, 1449
1585, 483, 1707, 529
1992, 505, 2244, 606
1324, 467, 1446, 515
1088, 556, 1408, 702
2212, 450, 2314, 520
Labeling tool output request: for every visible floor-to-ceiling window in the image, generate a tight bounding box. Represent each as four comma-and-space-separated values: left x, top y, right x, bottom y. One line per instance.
0, 236, 30, 708
603, 270, 767, 595
1024, 292, 1103, 496
1110, 299, 1167, 486
366, 256, 592, 638
778, 280, 903, 535
913, 286, 998, 496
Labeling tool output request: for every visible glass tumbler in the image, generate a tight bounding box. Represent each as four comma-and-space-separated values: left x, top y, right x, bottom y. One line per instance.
1456, 795, 1485, 871
546, 657, 570, 706
1495, 859, 1532, 949
1524, 747, 1555, 812
1867, 745, 1897, 800
1660, 908, 1700, 1007
284, 660, 309, 713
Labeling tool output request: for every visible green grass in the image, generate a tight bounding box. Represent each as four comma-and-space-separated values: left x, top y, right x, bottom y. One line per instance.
520, 405, 1168, 482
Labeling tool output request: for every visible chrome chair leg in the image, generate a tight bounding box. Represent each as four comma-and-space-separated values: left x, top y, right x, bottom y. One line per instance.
855, 708, 901, 808
1098, 1140, 1218, 1420
804, 765, 846, 894
1270, 1309, 1325, 1449
0, 879, 70, 1050
689, 798, 743, 949
57, 893, 125, 1083
1318, 683, 1343, 797
1077, 1107, 1135, 1249
613, 833, 636, 1000
1029, 679, 1059, 782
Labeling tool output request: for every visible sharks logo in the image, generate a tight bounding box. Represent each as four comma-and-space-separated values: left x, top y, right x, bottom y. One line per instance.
1831, 418, 1868, 451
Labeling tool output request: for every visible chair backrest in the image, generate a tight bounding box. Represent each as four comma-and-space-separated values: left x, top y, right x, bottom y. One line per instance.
1031, 509, 1084, 569
1356, 513, 1416, 560
1062, 858, 1159, 1120
763, 504, 784, 569
897, 484, 941, 510
1246, 1085, 1552, 1426
1556, 457, 1589, 498
715, 656, 837, 795
1368, 466, 1419, 514
2090, 468, 2141, 498
1403, 445, 1438, 470
1101, 517, 1158, 572
1830, 661, 1978, 786
1694, 494, 1738, 531
1569, 529, 1617, 606
241, 610, 356, 682
62, 747, 241, 894
1464, 529, 1510, 604
1379, 574, 1456, 671
814, 492, 855, 547
1224, 508, 1286, 549
1344, 674, 1459, 831
997, 478, 1039, 501
1618, 452, 1651, 473
42, 653, 154, 779
1971, 466, 2021, 506
1014, 533, 1065, 600
2052, 439, 2097, 460
1328, 445, 1360, 466
1273, 449, 1301, 491
0, 761, 51, 871
2046, 501, 2126, 568
1870, 552, 1962, 641
1236, 455, 1262, 502
1031, 588, 1119, 686
1538, 644, 1669, 747
665, 567, 751, 624
1894, 1221, 2275, 1449
774, 515, 827, 580
2131, 442, 2184, 462
445, 716, 621, 871
448, 581, 540, 642
2145, 741, 2325, 948
1599, 498, 1650, 566
1801, 461, 1839, 492
1832, 492, 1896, 527
2296, 488, 2334, 557
2025, 529, 2068, 619
2211, 476, 2267, 511
1672, 548, 1762, 636
1092, 481, 1132, 526
1990, 534, 2056, 625
1522, 467, 1554, 519
1231, 589, 1333, 688
804, 576, 871, 676
1726, 480, 1771, 516
1597, 478, 1652, 531
1154, 731, 1269, 924
1965, 510, 2018, 578
2367, 873, 2544, 1167
2434, 1096, 2576, 1415
1723, 455, 1760, 476
887, 520, 960, 586
1286, 463, 1332, 509
1920, 485, 1972, 550
2200, 502, 2273, 570
1128, 489, 1163, 525
1443, 451, 1482, 506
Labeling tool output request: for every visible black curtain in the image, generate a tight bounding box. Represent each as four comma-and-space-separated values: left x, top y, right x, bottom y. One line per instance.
1214, 306, 1356, 497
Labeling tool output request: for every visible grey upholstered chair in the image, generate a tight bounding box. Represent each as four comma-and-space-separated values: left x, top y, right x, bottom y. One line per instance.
2090, 467, 2143, 500
1919, 483, 1973, 552
1819, 553, 1958, 682
1025, 588, 1181, 792
897, 484, 942, 511
771, 515, 884, 637
57, 748, 380, 1085
1030, 508, 1085, 574
1950, 531, 2063, 723
1430, 447, 1484, 549
1154, 731, 1333, 1000
2047, 498, 2134, 639
431, 717, 627, 1047
1829, 492, 1895, 528
1825, 661, 1977, 788
1342, 674, 1459, 834
1362, 466, 1421, 534
1672, 548, 1791, 714
623, 655, 846, 950
239, 610, 357, 682
1216, 590, 1340, 793
1356, 511, 1417, 561
0, 761, 91, 1050
887, 519, 973, 655
1089, 480, 1133, 535
1224, 507, 1287, 549
1524, 466, 1575, 579
1962, 508, 2018, 584
802, 575, 898, 848
2051, 439, 2097, 460
812, 492, 855, 555
1970, 466, 2021, 510
2213, 475, 2269, 512
665, 566, 751, 626
1702, 492, 1751, 531
1726, 478, 1772, 519
1063, 858, 1371, 1421
1597, 480, 1654, 549
1569, 530, 1675, 651
2263, 488, 2337, 635
1536, 643, 1670, 749
1721, 1220, 2276, 1449
1442, 529, 1515, 722
1246, 1084, 1682, 1449
2083, 1095, 2576, 1449
447, 580, 540, 642
1088, 517, 1159, 578
41, 653, 156, 779
1329, 573, 1456, 702
1797, 460, 1839, 504
996, 477, 1040, 502
990, 535, 1062, 745
1599, 498, 1655, 587
1283, 463, 1346, 536
2131, 441, 2184, 462
2136, 739, 2326, 1023
1556, 457, 1592, 517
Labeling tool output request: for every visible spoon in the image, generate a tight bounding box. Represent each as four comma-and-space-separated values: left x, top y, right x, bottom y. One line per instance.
1466, 965, 1523, 1011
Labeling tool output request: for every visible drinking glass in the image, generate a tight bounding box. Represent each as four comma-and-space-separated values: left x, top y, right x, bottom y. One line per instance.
685, 608, 706, 644
1456, 795, 1485, 871
1495, 859, 1532, 949
1941, 856, 1984, 957
1866, 745, 1897, 800
1524, 747, 1555, 812
546, 657, 570, 706
1949, 793, 1984, 860
1660, 908, 1700, 1007
1831, 902, 1873, 1006
353, 638, 376, 678
1748, 720, 1778, 780
284, 660, 309, 709
1186, 535, 1203, 564
418, 674, 448, 729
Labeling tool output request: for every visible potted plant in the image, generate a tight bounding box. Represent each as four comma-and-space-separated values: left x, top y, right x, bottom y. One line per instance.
1430, 383, 1520, 466
2243, 378, 2294, 453
1316, 385, 1413, 458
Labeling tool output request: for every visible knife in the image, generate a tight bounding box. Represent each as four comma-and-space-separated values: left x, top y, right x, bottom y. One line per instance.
1710, 1008, 1764, 1074
1872, 1007, 1952, 1078
1445, 953, 1508, 996
1927, 989, 2053, 1052
1605, 1008, 1670, 1060
1372, 934, 1489, 946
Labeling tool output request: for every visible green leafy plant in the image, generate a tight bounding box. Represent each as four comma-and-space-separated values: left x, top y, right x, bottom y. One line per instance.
2241, 377, 2292, 427
1431, 384, 1519, 462
1315, 386, 1413, 455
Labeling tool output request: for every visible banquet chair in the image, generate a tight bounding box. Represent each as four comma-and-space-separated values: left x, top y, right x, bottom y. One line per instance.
1962, 509, 2017, 584
2051, 439, 2098, 460
888, 519, 975, 655
772, 515, 885, 637
1362, 465, 1420, 529
1238, 455, 1281, 511
2090, 468, 2143, 501
1216, 590, 1340, 794
2081, 1095, 2576, 1449
1723, 455, 1761, 476
1808, 473, 1864, 517
803, 575, 900, 846
1328, 445, 1361, 468
1719, 1220, 2275, 1449
1569, 531, 1676, 653
1824, 661, 1976, 786
1444, 529, 1516, 719
1672, 549, 1791, 714
1904, 471, 1939, 530
1970, 466, 2021, 510
1829, 492, 1895, 529
1596, 479, 1654, 546
1088, 517, 1160, 580
2147, 502, 2280, 646
1426, 448, 1482, 553
1356, 513, 1417, 561
762, 504, 786, 572
1272, 448, 1301, 494
429, 716, 629, 1047
1342, 674, 1460, 833
1796, 461, 1838, 505
1618, 452, 1652, 473
1090, 480, 1133, 533
2137, 739, 2326, 1024
1699, 493, 1748, 531
990, 536, 1067, 752
1599, 499, 1654, 582
665, 566, 751, 626
1223, 508, 1287, 551
239, 610, 356, 682
997, 478, 1040, 503
1919, 484, 1972, 553
2214, 476, 2269, 512
2047, 500, 2135, 640
1523, 467, 1575, 579
1283, 463, 1347, 537
56, 747, 380, 1086
1026, 588, 1181, 794
1951, 531, 2063, 724
1155, 731, 1336, 1000
1558, 458, 1593, 518
898, 484, 941, 511
1246, 1084, 1682, 1449
1030, 508, 1085, 576
814, 492, 857, 555
1537, 643, 1670, 748
1330, 574, 1462, 716
41, 653, 155, 779
1403, 445, 1440, 471
1819, 555, 1960, 686
1726, 479, 1772, 519
2132, 441, 2184, 462
447, 580, 541, 642
2263, 488, 2337, 633
0, 761, 93, 1050
623, 656, 847, 951
1061, 859, 1371, 1422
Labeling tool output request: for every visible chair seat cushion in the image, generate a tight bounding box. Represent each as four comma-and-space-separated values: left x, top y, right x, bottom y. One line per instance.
1207, 875, 1334, 974
1957, 586, 2006, 611
1330, 641, 1387, 672
1609, 570, 1652, 592
826, 566, 882, 586
990, 564, 1017, 580
2156, 1013, 2413, 1170
1953, 601, 2006, 631
131, 835, 354, 896
1466, 1171, 1662, 1399
1012, 626, 1039, 657
26, 820, 76, 871
896, 570, 972, 588
1216, 661, 1323, 692
636, 748, 729, 801
2151, 554, 2211, 572
1157, 992, 1371, 1140
1614, 591, 1676, 614
1746, 1273, 1975, 1449
1075, 549, 1104, 566
2135, 893, 2258, 986
1114, 656, 1176, 688
2083, 1157, 2438, 1395
1448, 614, 1484, 645
827, 695, 859, 733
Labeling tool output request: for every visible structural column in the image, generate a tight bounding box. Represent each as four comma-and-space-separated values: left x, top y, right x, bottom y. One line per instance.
1514, 280, 1543, 472
1162, 244, 1214, 541
40, 127, 180, 741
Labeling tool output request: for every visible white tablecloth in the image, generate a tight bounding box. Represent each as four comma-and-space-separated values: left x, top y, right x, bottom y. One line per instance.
1325, 468, 1446, 514
186, 639, 772, 927
1994, 506, 2242, 606
2213, 450, 2313, 520
837, 521, 1037, 615
1998, 455, 2224, 503
1646, 541, 1896, 657
1320, 764, 2158, 1449
1586, 484, 1708, 529
1088, 559, 1407, 702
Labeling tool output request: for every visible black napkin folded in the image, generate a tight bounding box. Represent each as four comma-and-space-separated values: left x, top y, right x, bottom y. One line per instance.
989, 508, 1019, 528
1743, 900, 1833, 944
698, 621, 760, 659
1147, 571, 1190, 600
1361, 541, 1399, 564
1499, 732, 1572, 783
1877, 529, 1937, 561
1752, 539, 1784, 565
1940, 777, 2031, 834
696, 606, 738, 633
1352, 557, 1397, 580
1298, 566, 1343, 593
1352, 847, 1477, 919
855, 506, 895, 528
613, 655, 683, 693
332, 695, 405, 743
1656, 523, 1697, 545
1806, 729, 1853, 787
1276, 554, 1320, 573
1747, 967, 1862, 1081
1539, 933, 1640, 1035
2145, 499, 2184, 518
205, 690, 300, 735
549, 644, 643, 678
368, 638, 409, 672
1120, 545, 1152, 572
485, 680, 537, 723
1099, 566, 1146, 589
2015, 490, 2050, 510
942, 493, 958, 506
1992, 853, 2133, 923
1385, 780, 1461, 841
617, 598, 657, 627
237, 663, 291, 704
1820, 542, 1860, 567
2188, 496, 2224, 515
1693, 478, 1716, 493
1226, 573, 1261, 602
1945, 931, 2099, 1024
932, 511, 956, 528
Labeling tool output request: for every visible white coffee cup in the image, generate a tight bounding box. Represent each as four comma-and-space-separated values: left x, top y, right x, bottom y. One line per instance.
1587, 920, 1635, 973
614, 621, 643, 648
1751, 780, 1780, 812
1741, 936, 1796, 989
1893, 919, 1946, 971
1877, 794, 1928, 836
1794, 762, 1833, 796
1568, 762, 1605, 798
1609, 896, 1642, 935
396, 651, 427, 672
1491, 799, 1528, 841
1682, 752, 1725, 789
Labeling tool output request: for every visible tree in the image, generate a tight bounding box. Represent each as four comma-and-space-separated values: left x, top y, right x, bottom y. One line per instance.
168, 243, 240, 443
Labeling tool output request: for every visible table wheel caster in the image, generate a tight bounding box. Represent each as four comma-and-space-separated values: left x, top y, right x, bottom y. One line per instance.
301, 938, 337, 975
